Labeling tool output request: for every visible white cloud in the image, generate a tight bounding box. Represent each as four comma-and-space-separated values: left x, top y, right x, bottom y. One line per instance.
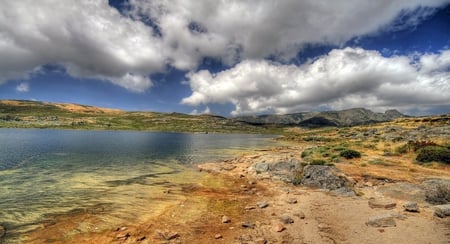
128, 0, 449, 62
0, 0, 164, 91
0, 0, 449, 93
189, 106, 211, 115
182, 47, 450, 116
16, 82, 29, 92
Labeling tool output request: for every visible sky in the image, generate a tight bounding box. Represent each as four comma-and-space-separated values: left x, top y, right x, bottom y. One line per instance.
0, 0, 449, 116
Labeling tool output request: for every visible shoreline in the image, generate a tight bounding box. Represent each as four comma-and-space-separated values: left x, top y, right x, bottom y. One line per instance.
17, 144, 450, 243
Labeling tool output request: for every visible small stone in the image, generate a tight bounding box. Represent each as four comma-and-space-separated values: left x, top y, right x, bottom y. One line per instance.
434, 204, 450, 218
255, 237, 267, 244
115, 232, 131, 240
368, 198, 397, 209
242, 222, 256, 229
241, 185, 248, 189
403, 202, 419, 212
367, 214, 396, 227
286, 198, 298, 204
222, 215, 231, 223
156, 231, 179, 240
245, 205, 256, 210
273, 223, 286, 232
214, 234, 223, 239
0, 225, 5, 238
248, 180, 257, 185
317, 223, 330, 231
294, 211, 306, 219
257, 201, 269, 208
280, 214, 294, 224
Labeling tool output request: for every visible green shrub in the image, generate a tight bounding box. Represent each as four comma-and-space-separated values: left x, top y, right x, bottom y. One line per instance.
416, 146, 450, 164
310, 159, 327, 165
339, 149, 361, 159
395, 144, 409, 154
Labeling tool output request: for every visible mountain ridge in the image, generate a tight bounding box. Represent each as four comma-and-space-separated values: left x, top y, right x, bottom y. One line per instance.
236, 107, 406, 127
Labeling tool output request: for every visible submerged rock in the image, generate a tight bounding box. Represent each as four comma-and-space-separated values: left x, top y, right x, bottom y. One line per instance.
0, 225, 5, 238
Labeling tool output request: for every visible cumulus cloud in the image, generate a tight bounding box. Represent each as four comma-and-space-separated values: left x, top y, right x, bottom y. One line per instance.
189, 106, 211, 115
0, 0, 449, 94
128, 0, 449, 62
16, 82, 29, 92
181, 48, 450, 116
0, 0, 164, 91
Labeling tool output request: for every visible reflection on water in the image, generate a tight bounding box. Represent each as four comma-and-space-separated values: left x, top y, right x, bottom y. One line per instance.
0, 129, 277, 242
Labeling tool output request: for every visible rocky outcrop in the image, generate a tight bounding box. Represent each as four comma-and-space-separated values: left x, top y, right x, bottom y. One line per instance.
434, 204, 450, 218
300, 165, 355, 194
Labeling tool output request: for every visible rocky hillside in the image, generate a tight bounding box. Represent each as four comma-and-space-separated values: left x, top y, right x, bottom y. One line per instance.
237, 108, 406, 127
0, 100, 275, 133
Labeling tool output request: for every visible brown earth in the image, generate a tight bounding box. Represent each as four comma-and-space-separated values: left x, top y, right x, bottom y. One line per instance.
21, 146, 450, 244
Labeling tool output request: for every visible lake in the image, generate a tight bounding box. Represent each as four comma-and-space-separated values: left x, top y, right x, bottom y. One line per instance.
0, 129, 278, 242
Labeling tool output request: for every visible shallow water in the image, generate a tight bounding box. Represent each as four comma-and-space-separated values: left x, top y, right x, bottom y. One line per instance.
0, 129, 278, 242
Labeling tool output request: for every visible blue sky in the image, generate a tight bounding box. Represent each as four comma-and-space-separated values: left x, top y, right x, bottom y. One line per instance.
0, 1, 449, 116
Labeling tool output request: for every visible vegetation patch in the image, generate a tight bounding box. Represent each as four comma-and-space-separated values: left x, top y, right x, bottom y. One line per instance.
416, 146, 450, 164
339, 149, 362, 159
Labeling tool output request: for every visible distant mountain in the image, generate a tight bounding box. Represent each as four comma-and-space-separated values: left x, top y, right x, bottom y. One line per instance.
236, 108, 406, 127
0, 100, 273, 133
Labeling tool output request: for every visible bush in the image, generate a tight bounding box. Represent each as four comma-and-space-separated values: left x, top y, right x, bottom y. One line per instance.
339, 149, 361, 159
416, 146, 450, 164
310, 159, 327, 165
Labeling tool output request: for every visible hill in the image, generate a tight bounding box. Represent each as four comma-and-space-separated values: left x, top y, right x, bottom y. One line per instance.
236, 108, 406, 127
0, 100, 275, 133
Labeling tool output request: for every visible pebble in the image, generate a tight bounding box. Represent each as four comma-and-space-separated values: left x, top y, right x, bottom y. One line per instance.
286, 198, 298, 204
273, 223, 286, 232
255, 237, 268, 244
214, 234, 223, 239
245, 205, 257, 210
241, 222, 256, 229
257, 201, 269, 208
222, 215, 231, 223
294, 210, 306, 219
280, 214, 294, 224
156, 230, 179, 240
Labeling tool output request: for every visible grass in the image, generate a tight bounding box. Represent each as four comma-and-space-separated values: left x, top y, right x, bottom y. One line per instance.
0, 100, 282, 134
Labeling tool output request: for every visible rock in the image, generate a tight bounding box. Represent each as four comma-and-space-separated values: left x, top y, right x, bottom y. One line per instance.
434, 204, 450, 218
241, 222, 256, 229
273, 223, 286, 232
221, 164, 236, 171
280, 214, 294, 224
214, 234, 223, 239
422, 179, 450, 205
156, 230, 179, 240
367, 214, 396, 227
286, 198, 298, 204
257, 201, 269, 208
115, 232, 130, 240
0, 225, 5, 238
368, 198, 397, 209
255, 237, 268, 244
222, 215, 231, 223
245, 205, 256, 210
294, 211, 306, 219
300, 165, 354, 192
403, 202, 419, 212
254, 162, 270, 173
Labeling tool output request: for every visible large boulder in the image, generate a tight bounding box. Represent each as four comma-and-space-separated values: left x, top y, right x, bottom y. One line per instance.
300, 165, 354, 194
434, 204, 450, 218
422, 179, 450, 205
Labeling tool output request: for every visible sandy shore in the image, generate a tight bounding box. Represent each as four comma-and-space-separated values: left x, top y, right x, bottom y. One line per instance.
20, 145, 450, 243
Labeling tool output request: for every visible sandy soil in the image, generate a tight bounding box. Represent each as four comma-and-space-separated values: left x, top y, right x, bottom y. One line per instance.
20, 146, 450, 244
